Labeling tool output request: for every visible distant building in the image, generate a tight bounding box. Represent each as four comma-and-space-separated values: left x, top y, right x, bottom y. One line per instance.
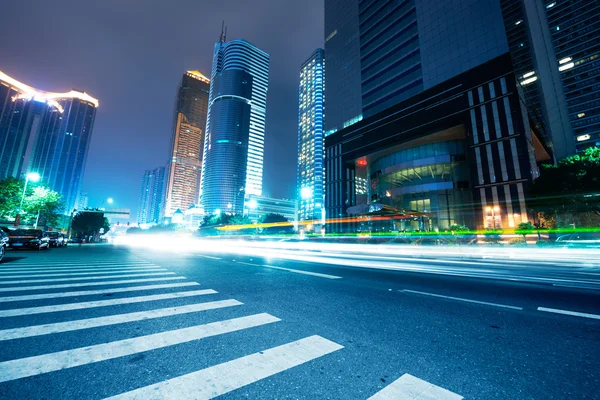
297, 49, 325, 221
201, 28, 270, 214
137, 166, 165, 224
325, 55, 551, 233
0, 70, 98, 213
246, 195, 296, 224
323, 0, 363, 136
77, 192, 89, 210
163, 71, 210, 218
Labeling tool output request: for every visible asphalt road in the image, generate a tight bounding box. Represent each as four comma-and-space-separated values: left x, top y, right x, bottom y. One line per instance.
0, 243, 598, 399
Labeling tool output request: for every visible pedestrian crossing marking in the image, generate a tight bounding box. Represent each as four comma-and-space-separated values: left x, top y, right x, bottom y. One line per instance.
0, 265, 162, 274
0, 268, 166, 279
0, 313, 280, 383
105, 335, 344, 400
0, 277, 187, 293
0, 289, 217, 317
0, 272, 176, 285
0, 299, 243, 341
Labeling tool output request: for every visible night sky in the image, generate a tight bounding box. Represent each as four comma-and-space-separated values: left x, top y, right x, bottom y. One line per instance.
0, 0, 323, 216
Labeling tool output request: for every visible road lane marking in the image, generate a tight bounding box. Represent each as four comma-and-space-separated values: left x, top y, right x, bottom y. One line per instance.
537, 307, 600, 320
0, 272, 176, 285
237, 262, 342, 279
552, 283, 600, 291
0, 289, 217, 317
0, 277, 187, 293
368, 373, 463, 400
105, 335, 343, 400
0, 313, 280, 383
401, 289, 523, 310
198, 255, 221, 260
1, 262, 153, 268
0, 299, 242, 341
0, 265, 162, 273
0, 268, 166, 279
0, 282, 200, 303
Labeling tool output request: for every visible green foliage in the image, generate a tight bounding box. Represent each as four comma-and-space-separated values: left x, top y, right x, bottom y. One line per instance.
0, 177, 23, 219
515, 222, 535, 240
449, 224, 470, 233
71, 212, 108, 236
126, 227, 143, 235
508, 237, 527, 246
148, 223, 181, 233
483, 229, 503, 245
23, 186, 65, 226
529, 147, 600, 216
260, 213, 291, 234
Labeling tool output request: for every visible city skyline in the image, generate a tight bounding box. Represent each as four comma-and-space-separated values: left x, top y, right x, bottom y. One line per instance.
0, 0, 324, 216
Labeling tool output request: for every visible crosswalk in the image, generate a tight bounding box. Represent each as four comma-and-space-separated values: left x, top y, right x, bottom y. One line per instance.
0, 256, 462, 399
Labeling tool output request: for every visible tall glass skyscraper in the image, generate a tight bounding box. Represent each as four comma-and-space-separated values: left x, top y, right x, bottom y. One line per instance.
137, 166, 165, 225
546, 0, 600, 152
201, 32, 270, 212
297, 49, 325, 221
163, 71, 210, 218
324, 0, 363, 136
0, 70, 98, 214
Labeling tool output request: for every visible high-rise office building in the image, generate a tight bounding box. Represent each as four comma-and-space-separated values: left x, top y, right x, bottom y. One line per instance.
545, 0, 600, 152
163, 71, 210, 218
137, 166, 165, 224
324, 0, 363, 135
201, 30, 270, 213
297, 49, 325, 221
500, 0, 575, 160
0, 70, 98, 213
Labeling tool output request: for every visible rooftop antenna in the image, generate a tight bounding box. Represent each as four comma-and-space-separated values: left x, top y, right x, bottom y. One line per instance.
220, 21, 226, 43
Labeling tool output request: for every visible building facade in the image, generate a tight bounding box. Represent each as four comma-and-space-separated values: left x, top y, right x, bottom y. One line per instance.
163, 71, 210, 218
325, 55, 550, 233
297, 49, 325, 221
201, 34, 270, 201
324, 0, 363, 135
500, 0, 576, 160
137, 166, 165, 225
202, 69, 253, 215
545, 0, 600, 152
0, 70, 98, 214
246, 195, 296, 224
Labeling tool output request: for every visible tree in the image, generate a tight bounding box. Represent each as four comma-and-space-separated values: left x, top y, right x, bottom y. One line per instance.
0, 177, 23, 219
23, 186, 64, 227
126, 227, 143, 235
259, 213, 291, 234
529, 147, 600, 223
515, 222, 534, 242
71, 211, 110, 237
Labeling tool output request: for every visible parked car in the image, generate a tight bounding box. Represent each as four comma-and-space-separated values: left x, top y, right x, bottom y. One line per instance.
61, 234, 68, 247
8, 229, 50, 250
0, 229, 8, 262
48, 232, 65, 247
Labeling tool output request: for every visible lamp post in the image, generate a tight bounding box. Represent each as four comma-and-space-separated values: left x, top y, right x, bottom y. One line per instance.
17, 172, 40, 226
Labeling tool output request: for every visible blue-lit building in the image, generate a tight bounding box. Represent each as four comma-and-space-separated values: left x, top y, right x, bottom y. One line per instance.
0, 70, 98, 214
201, 30, 270, 206
323, 0, 363, 136
297, 49, 325, 221
545, 0, 600, 152
137, 166, 166, 225
202, 69, 253, 215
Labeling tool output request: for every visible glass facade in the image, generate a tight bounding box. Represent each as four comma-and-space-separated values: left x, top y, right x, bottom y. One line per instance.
137, 166, 165, 224
202, 38, 270, 199
0, 70, 98, 215
163, 71, 210, 218
297, 49, 325, 221
546, 0, 600, 152
202, 69, 253, 215
324, 0, 363, 135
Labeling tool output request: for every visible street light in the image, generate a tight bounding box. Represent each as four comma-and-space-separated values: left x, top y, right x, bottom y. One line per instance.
300, 187, 313, 200
17, 172, 40, 224
107, 198, 114, 205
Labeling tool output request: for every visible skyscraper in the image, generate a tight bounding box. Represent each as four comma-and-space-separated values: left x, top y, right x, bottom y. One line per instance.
163, 71, 210, 218
0, 70, 98, 213
324, 0, 363, 135
500, 0, 575, 160
137, 166, 165, 225
201, 30, 270, 214
545, 0, 600, 152
297, 49, 325, 221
